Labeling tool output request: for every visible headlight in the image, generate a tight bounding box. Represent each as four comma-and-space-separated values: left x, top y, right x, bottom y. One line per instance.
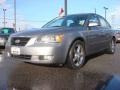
36, 34, 64, 43
0, 37, 6, 43
0, 37, 5, 41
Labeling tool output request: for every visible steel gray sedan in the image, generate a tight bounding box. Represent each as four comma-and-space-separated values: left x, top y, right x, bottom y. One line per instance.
5, 13, 116, 69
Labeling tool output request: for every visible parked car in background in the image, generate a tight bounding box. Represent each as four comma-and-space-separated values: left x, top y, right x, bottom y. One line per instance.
0, 28, 16, 51
114, 29, 120, 42
5, 13, 116, 69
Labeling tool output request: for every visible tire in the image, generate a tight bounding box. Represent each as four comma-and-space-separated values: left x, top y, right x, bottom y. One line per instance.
67, 40, 85, 69
107, 39, 116, 54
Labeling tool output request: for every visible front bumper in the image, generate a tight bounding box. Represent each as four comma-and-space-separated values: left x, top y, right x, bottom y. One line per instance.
5, 44, 66, 64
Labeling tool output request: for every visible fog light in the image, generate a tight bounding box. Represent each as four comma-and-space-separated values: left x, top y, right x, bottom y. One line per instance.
39, 55, 54, 60
44, 56, 54, 60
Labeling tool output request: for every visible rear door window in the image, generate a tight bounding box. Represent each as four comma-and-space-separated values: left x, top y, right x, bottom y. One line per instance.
99, 17, 111, 29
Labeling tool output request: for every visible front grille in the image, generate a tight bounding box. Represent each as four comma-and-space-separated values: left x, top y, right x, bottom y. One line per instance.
11, 37, 30, 46
11, 54, 31, 60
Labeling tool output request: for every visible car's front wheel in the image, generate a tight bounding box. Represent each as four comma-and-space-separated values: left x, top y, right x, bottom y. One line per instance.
67, 40, 85, 69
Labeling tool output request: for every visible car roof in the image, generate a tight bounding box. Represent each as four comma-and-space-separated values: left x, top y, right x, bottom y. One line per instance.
0, 27, 14, 29
0, 27, 16, 32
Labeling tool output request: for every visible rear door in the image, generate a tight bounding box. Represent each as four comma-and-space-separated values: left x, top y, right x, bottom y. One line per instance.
98, 16, 112, 49
86, 15, 103, 54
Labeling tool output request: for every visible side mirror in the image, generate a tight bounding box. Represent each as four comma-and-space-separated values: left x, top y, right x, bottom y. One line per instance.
88, 22, 99, 27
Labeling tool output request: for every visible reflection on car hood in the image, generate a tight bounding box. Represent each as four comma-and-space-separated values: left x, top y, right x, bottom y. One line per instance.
12, 27, 67, 37
99, 75, 120, 90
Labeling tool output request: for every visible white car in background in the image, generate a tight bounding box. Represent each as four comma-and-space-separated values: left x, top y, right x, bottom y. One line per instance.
114, 29, 120, 42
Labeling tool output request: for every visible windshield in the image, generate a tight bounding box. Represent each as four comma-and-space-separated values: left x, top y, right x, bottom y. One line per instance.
0, 28, 15, 35
43, 15, 87, 28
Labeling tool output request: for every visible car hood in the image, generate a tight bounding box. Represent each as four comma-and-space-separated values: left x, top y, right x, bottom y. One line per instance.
12, 27, 68, 37
11, 27, 85, 37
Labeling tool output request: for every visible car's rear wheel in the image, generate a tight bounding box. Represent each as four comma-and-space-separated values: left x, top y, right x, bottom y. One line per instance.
107, 39, 116, 54
67, 40, 85, 69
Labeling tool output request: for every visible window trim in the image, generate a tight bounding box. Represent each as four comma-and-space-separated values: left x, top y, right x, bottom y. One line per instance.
98, 16, 111, 29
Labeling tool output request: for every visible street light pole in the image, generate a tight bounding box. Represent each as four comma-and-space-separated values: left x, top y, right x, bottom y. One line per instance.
95, 8, 96, 14
3, 9, 6, 28
14, 0, 16, 30
64, 0, 67, 16
103, 7, 108, 19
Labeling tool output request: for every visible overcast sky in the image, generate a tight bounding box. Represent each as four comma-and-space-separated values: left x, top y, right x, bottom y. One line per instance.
0, 0, 120, 30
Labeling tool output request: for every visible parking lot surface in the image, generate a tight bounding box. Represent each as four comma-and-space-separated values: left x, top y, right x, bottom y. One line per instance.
0, 44, 120, 90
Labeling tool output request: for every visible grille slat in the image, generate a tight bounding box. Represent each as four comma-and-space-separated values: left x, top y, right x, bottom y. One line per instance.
11, 55, 31, 60
11, 37, 30, 46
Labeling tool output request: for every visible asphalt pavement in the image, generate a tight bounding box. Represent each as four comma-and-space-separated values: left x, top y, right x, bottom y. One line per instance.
0, 44, 120, 90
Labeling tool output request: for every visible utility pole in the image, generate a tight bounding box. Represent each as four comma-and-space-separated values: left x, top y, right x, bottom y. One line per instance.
103, 7, 108, 19
64, 0, 67, 16
3, 9, 6, 28
95, 8, 96, 14
14, 0, 16, 30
